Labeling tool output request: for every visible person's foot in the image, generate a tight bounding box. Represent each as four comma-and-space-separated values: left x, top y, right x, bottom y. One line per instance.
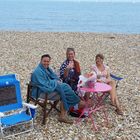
115, 108, 123, 115
58, 117, 73, 124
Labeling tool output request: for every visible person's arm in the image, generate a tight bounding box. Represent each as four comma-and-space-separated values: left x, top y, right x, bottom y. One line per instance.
91, 65, 105, 83
60, 61, 73, 80
48, 68, 60, 80
90, 65, 102, 82
31, 70, 57, 93
105, 66, 112, 83
60, 61, 68, 80
63, 67, 70, 78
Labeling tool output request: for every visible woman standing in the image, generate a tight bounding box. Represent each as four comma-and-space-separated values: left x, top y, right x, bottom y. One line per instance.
60, 48, 81, 92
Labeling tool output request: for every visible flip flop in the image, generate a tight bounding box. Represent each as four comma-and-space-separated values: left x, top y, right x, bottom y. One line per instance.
115, 108, 123, 115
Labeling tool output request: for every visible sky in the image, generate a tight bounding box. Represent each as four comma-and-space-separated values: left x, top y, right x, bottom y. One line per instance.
47, 0, 140, 2
6, 0, 140, 2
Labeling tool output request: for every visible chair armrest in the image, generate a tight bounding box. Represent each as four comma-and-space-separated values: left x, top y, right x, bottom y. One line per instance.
0, 112, 4, 117
26, 82, 41, 102
27, 82, 40, 88
23, 102, 37, 109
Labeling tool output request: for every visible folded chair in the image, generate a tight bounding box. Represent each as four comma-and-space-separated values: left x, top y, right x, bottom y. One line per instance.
26, 81, 60, 125
0, 74, 37, 138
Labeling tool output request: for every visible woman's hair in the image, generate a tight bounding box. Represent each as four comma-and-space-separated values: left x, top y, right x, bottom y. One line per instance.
41, 54, 51, 60
66, 47, 75, 54
95, 53, 104, 60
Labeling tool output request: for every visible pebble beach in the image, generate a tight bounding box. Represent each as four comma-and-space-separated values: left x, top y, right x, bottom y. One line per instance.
0, 31, 140, 140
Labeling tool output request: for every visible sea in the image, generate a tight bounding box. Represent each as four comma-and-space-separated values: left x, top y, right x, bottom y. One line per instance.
0, 0, 140, 34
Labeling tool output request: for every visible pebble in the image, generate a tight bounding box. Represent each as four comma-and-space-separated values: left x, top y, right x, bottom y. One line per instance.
0, 31, 140, 140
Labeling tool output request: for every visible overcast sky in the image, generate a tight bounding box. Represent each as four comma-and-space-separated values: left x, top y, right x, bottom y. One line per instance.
47, 0, 140, 2
9, 0, 140, 2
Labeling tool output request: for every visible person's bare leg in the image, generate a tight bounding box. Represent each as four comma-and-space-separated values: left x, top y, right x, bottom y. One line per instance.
60, 102, 67, 118
109, 80, 123, 115
109, 80, 116, 106
78, 100, 86, 109
84, 92, 90, 101
58, 102, 73, 124
115, 95, 121, 109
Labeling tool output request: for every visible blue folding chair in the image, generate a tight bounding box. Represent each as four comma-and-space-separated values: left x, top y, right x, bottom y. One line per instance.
0, 74, 37, 138
102, 73, 123, 103
110, 73, 123, 88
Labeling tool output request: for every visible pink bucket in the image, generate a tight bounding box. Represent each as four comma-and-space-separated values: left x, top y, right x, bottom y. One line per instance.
87, 81, 95, 88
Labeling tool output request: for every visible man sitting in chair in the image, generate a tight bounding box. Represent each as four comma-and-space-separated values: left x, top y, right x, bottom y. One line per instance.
31, 54, 93, 124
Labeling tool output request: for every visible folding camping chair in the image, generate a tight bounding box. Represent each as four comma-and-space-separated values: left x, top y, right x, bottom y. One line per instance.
0, 74, 37, 138
26, 78, 60, 125
110, 73, 123, 88
102, 73, 123, 102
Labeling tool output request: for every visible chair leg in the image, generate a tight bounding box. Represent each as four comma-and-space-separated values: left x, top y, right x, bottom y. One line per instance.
42, 100, 60, 125
53, 100, 60, 113
26, 85, 30, 103
42, 95, 48, 125
42, 104, 47, 125
0, 127, 4, 138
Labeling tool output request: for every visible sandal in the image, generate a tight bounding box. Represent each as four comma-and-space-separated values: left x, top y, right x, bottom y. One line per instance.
58, 117, 73, 124
115, 108, 123, 115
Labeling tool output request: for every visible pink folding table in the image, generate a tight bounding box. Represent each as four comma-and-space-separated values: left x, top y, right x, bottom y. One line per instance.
76, 82, 112, 131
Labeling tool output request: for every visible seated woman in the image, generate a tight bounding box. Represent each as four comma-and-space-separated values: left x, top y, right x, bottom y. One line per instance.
60, 48, 81, 92
31, 54, 93, 124
91, 54, 123, 115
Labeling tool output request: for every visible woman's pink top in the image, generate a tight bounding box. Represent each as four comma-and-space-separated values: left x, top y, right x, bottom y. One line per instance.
92, 64, 111, 83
